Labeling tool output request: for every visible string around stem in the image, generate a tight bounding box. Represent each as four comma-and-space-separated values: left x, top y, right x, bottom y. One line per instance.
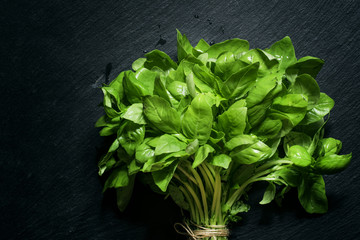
174, 221, 229, 239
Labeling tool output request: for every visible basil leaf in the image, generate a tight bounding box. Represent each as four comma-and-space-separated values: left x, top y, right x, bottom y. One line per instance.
193, 144, 215, 168
122, 103, 146, 124
152, 161, 179, 192
298, 173, 328, 214
287, 145, 312, 167
103, 166, 130, 192
221, 62, 259, 99
154, 134, 187, 156
209, 154, 232, 169
181, 94, 213, 144
259, 182, 276, 205
314, 153, 352, 175
143, 95, 181, 134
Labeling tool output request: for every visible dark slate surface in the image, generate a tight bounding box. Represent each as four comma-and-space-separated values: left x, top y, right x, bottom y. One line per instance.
1, 0, 360, 239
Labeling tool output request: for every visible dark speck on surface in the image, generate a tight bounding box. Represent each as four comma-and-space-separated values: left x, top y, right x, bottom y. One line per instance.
194, 14, 199, 18
210, 40, 215, 45
155, 35, 167, 47
207, 19, 212, 25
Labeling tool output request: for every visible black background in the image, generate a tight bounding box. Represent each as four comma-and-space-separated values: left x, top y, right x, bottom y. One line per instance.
1, 1, 360, 239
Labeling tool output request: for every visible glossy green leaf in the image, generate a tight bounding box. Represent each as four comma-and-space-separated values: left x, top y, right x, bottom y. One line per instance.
225, 135, 257, 151
143, 95, 180, 134
314, 153, 352, 175
275, 168, 302, 187
116, 174, 135, 212
300, 92, 334, 125
287, 145, 312, 167
186, 139, 199, 155
135, 140, 155, 164
218, 99, 248, 139
177, 29, 193, 61
252, 118, 282, 140
259, 182, 276, 205
123, 71, 151, 103
193, 144, 215, 168
154, 134, 187, 155
209, 154, 232, 169
266, 36, 296, 70
103, 166, 130, 192
221, 62, 259, 99
206, 38, 249, 59
298, 173, 328, 214
152, 161, 179, 192
289, 74, 320, 110
167, 81, 189, 101
318, 137, 342, 157
286, 56, 324, 83
122, 103, 146, 124
118, 122, 145, 156
230, 140, 272, 164
144, 50, 177, 72
181, 94, 213, 144
270, 94, 308, 127
283, 131, 312, 155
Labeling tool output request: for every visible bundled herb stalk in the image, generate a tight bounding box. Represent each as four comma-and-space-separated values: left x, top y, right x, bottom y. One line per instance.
96, 30, 351, 239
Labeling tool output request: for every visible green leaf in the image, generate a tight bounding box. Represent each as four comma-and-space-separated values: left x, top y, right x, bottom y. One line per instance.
143, 95, 181, 134
186, 139, 199, 155
193, 144, 215, 168
135, 140, 155, 164
167, 81, 189, 101
132, 58, 146, 71
318, 137, 342, 157
206, 38, 249, 59
300, 92, 334, 125
287, 145, 312, 167
116, 174, 135, 212
103, 166, 130, 192
152, 161, 179, 192
286, 56, 324, 83
259, 182, 276, 205
186, 72, 197, 98
314, 153, 352, 175
289, 74, 320, 110
283, 131, 312, 155
123, 71, 151, 103
209, 154, 232, 169
193, 39, 210, 56
168, 184, 189, 210
181, 94, 213, 144
225, 135, 257, 151
192, 64, 223, 94
275, 168, 302, 187
298, 173, 328, 214
218, 99, 248, 139
270, 94, 308, 128
252, 118, 282, 140
118, 121, 145, 156
177, 29, 193, 61
266, 36, 296, 70
122, 103, 146, 124
230, 140, 272, 164
154, 134, 187, 155
221, 62, 259, 99
144, 50, 177, 72
238, 49, 279, 78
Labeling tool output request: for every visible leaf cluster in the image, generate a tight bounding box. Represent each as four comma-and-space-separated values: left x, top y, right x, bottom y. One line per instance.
96, 30, 351, 221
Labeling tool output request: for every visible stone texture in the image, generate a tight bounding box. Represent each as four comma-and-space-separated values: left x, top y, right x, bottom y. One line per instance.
1, 0, 360, 239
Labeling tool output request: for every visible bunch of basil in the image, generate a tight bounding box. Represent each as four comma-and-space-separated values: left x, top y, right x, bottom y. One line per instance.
96, 30, 351, 239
